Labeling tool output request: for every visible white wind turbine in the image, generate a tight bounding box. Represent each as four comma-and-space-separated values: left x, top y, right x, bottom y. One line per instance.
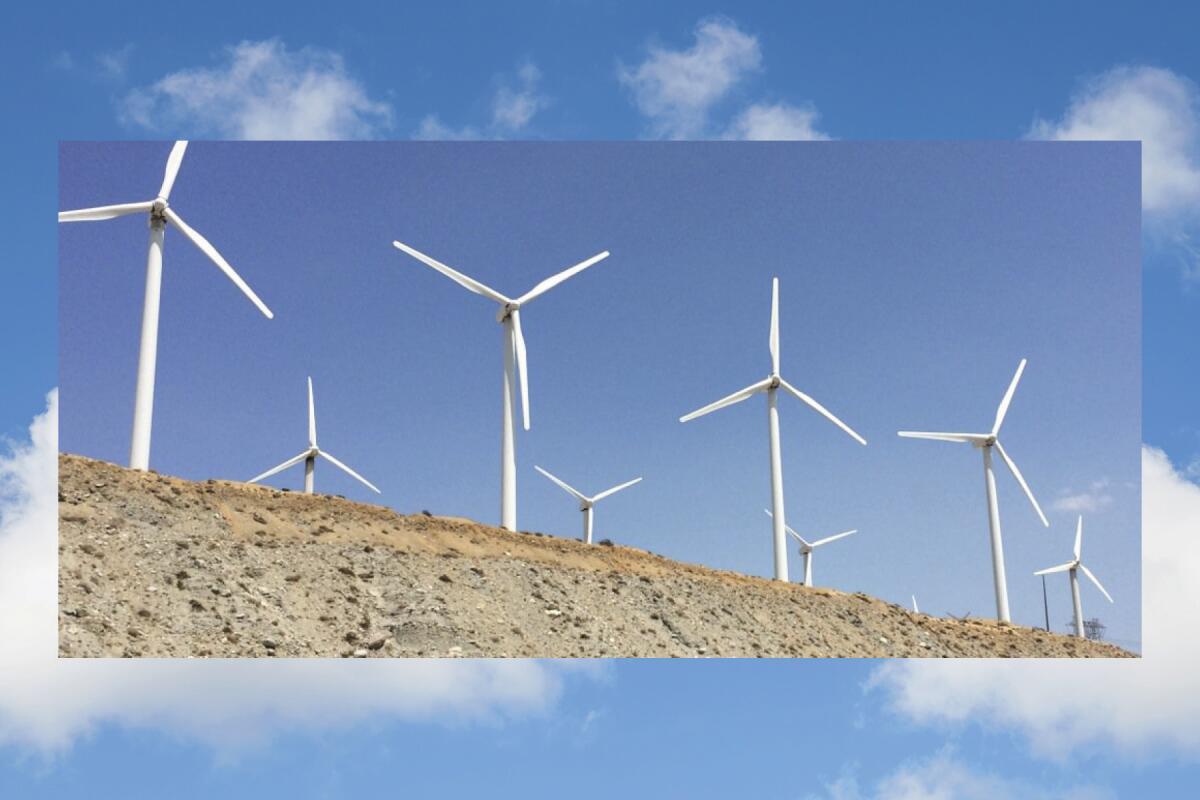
59, 141, 273, 471
911, 595, 919, 614
762, 509, 856, 586
1034, 515, 1113, 638
248, 377, 380, 496
535, 466, 642, 544
898, 359, 1049, 623
393, 241, 610, 531
680, 278, 867, 582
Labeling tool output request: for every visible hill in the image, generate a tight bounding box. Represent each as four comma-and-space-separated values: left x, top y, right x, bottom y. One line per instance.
58, 454, 1133, 658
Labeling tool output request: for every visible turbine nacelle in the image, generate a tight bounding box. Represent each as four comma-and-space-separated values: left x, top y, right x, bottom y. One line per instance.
496, 302, 521, 323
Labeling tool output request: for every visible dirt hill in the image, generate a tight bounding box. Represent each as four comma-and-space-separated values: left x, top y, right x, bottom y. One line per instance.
58, 454, 1133, 659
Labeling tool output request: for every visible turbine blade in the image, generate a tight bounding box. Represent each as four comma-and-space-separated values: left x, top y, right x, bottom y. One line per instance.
809, 529, 857, 548
317, 450, 381, 494
779, 379, 867, 445
769, 277, 780, 375
897, 431, 990, 443
912, 595, 919, 613
516, 251, 610, 305
993, 439, 1049, 527
392, 241, 511, 304
534, 465, 587, 502
163, 208, 274, 319
680, 378, 770, 423
248, 451, 309, 484
1079, 563, 1114, 603
591, 476, 642, 502
1033, 561, 1075, 576
307, 376, 317, 448
1074, 516, 1083, 561
58, 201, 154, 222
158, 140, 189, 200
992, 358, 1027, 435
511, 309, 530, 431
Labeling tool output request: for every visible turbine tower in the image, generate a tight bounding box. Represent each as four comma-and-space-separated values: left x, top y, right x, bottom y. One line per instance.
393, 241, 610, 531
535, 466, 642, 544
762, 509, 856, 586
248, 377, 380, 496
59, 141, 274, 470
898, 359, 1049, 623
1034, 516, 1113, 638
680, 278, 867, 582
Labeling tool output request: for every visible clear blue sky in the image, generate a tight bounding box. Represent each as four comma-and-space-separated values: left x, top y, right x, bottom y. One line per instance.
58, 140, 1141, 644
4, 0, 1200, 794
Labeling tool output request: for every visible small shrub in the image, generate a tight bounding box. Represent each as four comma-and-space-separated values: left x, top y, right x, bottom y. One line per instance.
599, 539, 614, 547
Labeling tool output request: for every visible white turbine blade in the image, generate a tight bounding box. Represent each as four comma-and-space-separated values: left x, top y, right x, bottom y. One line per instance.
534, 465, 587, 502
307, 377, 317, 448
1033, 561, 1075, 576
680, 378, 771, 423
515, 251, 610, 305
511, 308, 531, 431
1079, 563, 1114, 603
992, 358, 1027, 435
392, 241, 511, 304
769, 277, 780, 375
248, 450, 309, 484
158, 140, 189, 200
912, 595, 919, 613
764, 509, 809, 546
809, 529, 857, 548
591, 476, 642, 503
1074, 516, 1083, 561
318, 450, 381, 494
163, 208, 274, 319
898, 431, 990, 443
993, 439, 1049, 527
779, 379, 867, 445
58, 201, 153, 222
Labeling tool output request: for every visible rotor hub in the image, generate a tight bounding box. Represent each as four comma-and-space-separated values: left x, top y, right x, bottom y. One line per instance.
496, 302, 520, 323
767, 375, 782, 389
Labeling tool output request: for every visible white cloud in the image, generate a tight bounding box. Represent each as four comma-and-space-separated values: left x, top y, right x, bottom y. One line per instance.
1050, 479, 1115, 514
120, 39, 392, 140
871, 447, 1200, 761
723, 101, 830, 141
0, 392, 575, 753
1028, 65, 1200, 219
96, 45, 133, 82
808, 751, 1111, 800
618, 17, 762, 139
414, 61, 548, 140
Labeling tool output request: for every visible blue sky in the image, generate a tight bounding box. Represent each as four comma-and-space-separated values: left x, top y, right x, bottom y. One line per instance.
4, 0, 1200, 796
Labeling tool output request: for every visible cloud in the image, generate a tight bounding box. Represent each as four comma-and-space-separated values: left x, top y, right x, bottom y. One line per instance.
808, 750, 1112, 800
1050, 479, 1115, 514
120, 39, 392, 139
96, 45, 133, 82
618, 17, 762, 139
414, 61, 549, 140
870, 447, 1199, 761
723, 102, 830, 141
0, 392, 574, 753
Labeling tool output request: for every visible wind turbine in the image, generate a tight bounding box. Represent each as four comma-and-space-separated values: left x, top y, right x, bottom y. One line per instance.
912, 595, 920, 614
393, 241, 610, 531
898, 358, 1049, 623
59, 141, 273, 470
762, 509, 856, 586
1034, 515, 1113, 638
680, 278, 867, 582
248, 377, 380, 496
535, 465, 642, 544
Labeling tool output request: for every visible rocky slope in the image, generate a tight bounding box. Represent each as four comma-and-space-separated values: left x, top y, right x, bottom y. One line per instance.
58, 455, 1133, 658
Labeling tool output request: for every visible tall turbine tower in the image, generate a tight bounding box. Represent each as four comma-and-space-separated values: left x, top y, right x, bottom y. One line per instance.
1034, 516, 1113, 638
393, 241, 610, 530
898, 359, 1050, 622
535, 466, 642, 544
248, 377, 380, 496
680, 278, 867, 581
59, 141, 274, 470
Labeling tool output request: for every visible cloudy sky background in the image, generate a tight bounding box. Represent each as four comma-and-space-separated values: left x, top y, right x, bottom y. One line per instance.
4, 1, 1200, 796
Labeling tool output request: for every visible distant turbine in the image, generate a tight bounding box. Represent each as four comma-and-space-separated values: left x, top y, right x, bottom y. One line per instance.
681, 278, 866, 582
248, 377, 380, 496
535, 465, 642, 544
762, 509, 856, 586
898, 359, 1049, 623
1034, 516, 1113, 638
394, 241, 610, 531
912, 595, 920, 614
59, 141, 274, 470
